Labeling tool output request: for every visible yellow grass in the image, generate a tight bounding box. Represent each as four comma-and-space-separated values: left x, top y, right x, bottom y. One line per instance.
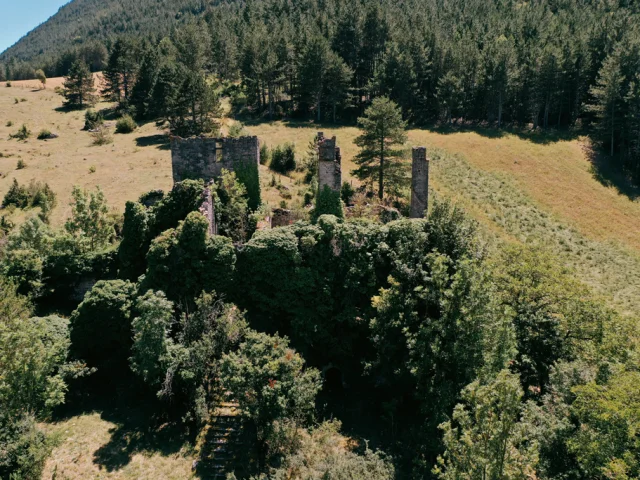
42, 413, 195, 480
0, 76, 172, 227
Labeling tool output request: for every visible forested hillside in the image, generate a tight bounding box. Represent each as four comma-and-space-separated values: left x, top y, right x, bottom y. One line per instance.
0, 0, 209, 66
4, 0, 640, 181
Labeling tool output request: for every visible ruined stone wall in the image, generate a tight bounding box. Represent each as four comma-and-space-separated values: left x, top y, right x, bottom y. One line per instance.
170, 136, 260, 184
199, 184, 217, 236
317, 132, 342, 192
410, 147, 429, 219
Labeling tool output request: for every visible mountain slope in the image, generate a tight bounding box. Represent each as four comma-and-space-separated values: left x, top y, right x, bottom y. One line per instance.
0, 0, 212, 63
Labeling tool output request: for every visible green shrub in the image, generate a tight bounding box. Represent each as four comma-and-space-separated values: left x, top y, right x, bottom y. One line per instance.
70, 280, 137, 375
16, 159, 26, 170
10, 124, 30, 141
270, 143, 296, 174
5, 82, 11, 87
3, 179, 29, 208
341, 181, 355, 205
89, 165, 96, 174
313, 186, 344, 221
115, 115, 137, 134
228, 122, 247, 138
2, 179, 57, 210
6, 120, 12, 127
37, 129, 52, 140
84, 109, 103, 130
260, 143, 271, 165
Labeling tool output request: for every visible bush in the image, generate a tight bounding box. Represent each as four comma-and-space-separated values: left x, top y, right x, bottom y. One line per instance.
70, 280, 137, 375
10, 124, 30, 141
0, 414, 50, 480
84, 109, 103, 130
91, 126, 112, 145
228, 122, 247, 138
5, 82, 11, 87
2, 179, 57, 210
341, 181, 355, 205
260, 143, 271, 165
115, 114, 137, 134
6, 120, 12, 127
16, 159, 26, 170
313, 186, 344, 221
37, 129, 53, 140
270, 143, 296, 174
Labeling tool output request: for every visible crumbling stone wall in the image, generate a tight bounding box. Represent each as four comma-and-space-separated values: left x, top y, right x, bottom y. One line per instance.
199, 184, 217, 236
410, 147, 430, 219
317, 132, 342, 192
170, 136, 260, 184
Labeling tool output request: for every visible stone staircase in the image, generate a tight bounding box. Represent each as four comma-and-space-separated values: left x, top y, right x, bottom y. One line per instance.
195, 402, 247, 479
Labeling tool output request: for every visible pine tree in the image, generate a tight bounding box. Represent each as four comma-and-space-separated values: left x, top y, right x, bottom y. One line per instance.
130, 45, 160, 120
589, 49, 625, 157
353, 97, 408, 199
101, 38, 140, 108
62, 60, 96, 109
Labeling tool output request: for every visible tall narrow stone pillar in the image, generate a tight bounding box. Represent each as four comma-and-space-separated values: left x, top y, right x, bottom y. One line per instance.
410, 147, 429, 219
318, 135, 342, 192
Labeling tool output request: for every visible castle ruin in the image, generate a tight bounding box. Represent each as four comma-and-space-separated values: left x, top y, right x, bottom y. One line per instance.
317, 132, 342, 193
170, 135, 260, 184
410, 147, 430, 219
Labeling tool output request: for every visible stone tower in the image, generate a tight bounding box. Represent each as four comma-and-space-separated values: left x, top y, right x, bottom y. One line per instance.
410, 147, 429, 219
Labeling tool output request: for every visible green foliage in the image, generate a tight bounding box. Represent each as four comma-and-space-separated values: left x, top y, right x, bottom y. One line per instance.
270, 143, 296, 174
10, 124, 30, 141
130, 290, 175, 386
148, 179, 204, 237
144, 212, 236, 306
493, 246, 609, 394
221, 330, 322, 442
233, 159, 261, 212
353, 97, 408, 200
259, 143, 271, 166
62, 60, 96, 109
0, 414, 50, 480
313, 188, 344, 222
215, 169, 250, 242
2, 179, 56, 213
228, 122, 247, 138
340, 181, 355, 205
16, 158, 26, 169
83, 109, 103, 130
118, 201, 149, 280
259, 420, 395, 479
568, 368, 640, 478
70, 280, 136, 374
158, 293, 247, 423
37, 129, 53, 140
434, 370, 539, 480
65, 186, 115, 252
115, 114, 137, 134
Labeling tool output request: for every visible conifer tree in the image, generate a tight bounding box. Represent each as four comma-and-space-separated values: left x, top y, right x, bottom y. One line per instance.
589, 49, 625, 157
130, 45, 160, 120
353, 97, 408, 199
62, 60, 96, 109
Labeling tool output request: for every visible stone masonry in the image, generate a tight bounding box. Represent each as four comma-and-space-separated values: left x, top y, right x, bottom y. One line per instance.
199, 184, 217, 236
317, 132, 342, 192
170, 135, 260, 184
410, 147, 430, 219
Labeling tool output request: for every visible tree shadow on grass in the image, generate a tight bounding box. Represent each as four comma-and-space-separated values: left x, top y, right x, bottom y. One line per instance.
92, 404, 193, 472
52, 380, 195, 474
585, 145, 640, 201
135, 134, 171, 150
428, 123, 586, 145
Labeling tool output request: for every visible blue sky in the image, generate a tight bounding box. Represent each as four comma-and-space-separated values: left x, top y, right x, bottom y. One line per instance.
0, 0, 69, 54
